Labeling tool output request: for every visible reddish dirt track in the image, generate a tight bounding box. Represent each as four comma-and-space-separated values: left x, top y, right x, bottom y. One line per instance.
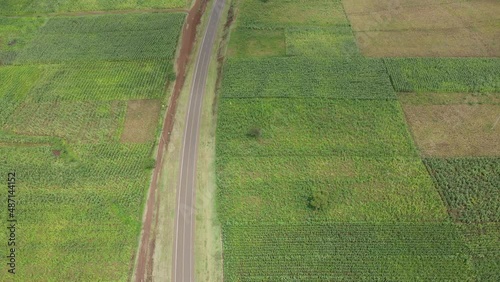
134, 0, 208, 281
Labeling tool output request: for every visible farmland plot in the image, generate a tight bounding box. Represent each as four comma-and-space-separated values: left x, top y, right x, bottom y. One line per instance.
223, 224, 473, 281
15, 13, 185, 64
385, 58, 500, 93
0, 8, 184, 281
0, 0, 187, 16
221, 57, 395, 99
26, 60, 172, 102
343, 0, 500, 56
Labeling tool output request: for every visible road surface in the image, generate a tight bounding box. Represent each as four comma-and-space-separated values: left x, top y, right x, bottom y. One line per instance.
172, 0, 225, 281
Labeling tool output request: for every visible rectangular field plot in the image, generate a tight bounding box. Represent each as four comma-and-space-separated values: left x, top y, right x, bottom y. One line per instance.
343, 0, 500, 57
237, 0, 349, 28
26, 60, 171, 102
227, 28, 285, 58
459, 223, 500, 281
0, 143, 151, 280
221, 57, 395, 99
15, 13, 185, 64
385, 58, 500, 93
3, 100, 126, 143
217, 156, 447, 224
285, 27, 360, 58
223, 224, 473, 281
0, 0, 187, 16
216, 99, 416, 157
424, 158, 500, 223
402, 103, 500, 157
0, 17, 45, 64
0, 65, 42, 126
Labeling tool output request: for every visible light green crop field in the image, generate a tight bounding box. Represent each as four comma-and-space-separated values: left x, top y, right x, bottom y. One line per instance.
216, 99, 415, 157
221, 57, 395, 99
0, 144, 152, 280
385, 58, 500, 93
15, 13, 185, 64
216, 0, 499, 280
0, 0, 188, 16
0, 17, 45, 64
0, 11, 184, 281
27, 60, 172, 102
223, 224, 473, 281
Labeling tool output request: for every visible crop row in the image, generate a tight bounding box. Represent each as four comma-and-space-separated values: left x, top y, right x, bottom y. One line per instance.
384, 58, 500, 93
221, 57, 395, 99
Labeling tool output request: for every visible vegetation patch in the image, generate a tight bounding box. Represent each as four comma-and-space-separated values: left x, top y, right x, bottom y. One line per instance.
4, 100, 126, 143
424, 158, 500, 223
121, 99, 162, 143
227, 27, 285, 58
223, 223, 473, 281
0, 65, 43, 126
0, 17, 45, 65
385, 58, 500, 93
217, 99, 416, 157
237, 0, 349, 28
15, 13, 185, 64
0, 0, 187, 16
0, 143, 152, 280
221, 57, 395, 99
26, 60, 170, 102
217, 156, 447, 224
459, 223, 500, 281
285, 27, 360, 58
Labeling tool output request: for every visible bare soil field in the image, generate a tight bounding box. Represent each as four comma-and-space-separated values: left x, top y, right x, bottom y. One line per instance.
343, 0, 500, 57
121, 99, 161, 143
401, 98, 500, 156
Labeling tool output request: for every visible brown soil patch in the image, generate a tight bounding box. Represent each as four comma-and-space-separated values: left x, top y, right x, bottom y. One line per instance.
120, 99, 161, 143
343, 0, 500, 57
402, 103, 500, 156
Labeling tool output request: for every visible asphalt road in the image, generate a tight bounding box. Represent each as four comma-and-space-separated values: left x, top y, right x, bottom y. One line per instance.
172, 0, 225, 281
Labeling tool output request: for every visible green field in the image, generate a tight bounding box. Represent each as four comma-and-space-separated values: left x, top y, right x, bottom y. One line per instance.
221, 57, 395, 99
223, 224, 472, 281
0, 10, 183, 281
217, 99, 415, 157
385, 58, 500, 93
15, 13, 185, 64
0, 0, 187, 16
424, 158, 499, 223
27, 60, 172, 102
216, 0, 499, 280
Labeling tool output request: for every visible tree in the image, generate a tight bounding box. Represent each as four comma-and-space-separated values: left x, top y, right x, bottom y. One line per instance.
309, 188, 330, 211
